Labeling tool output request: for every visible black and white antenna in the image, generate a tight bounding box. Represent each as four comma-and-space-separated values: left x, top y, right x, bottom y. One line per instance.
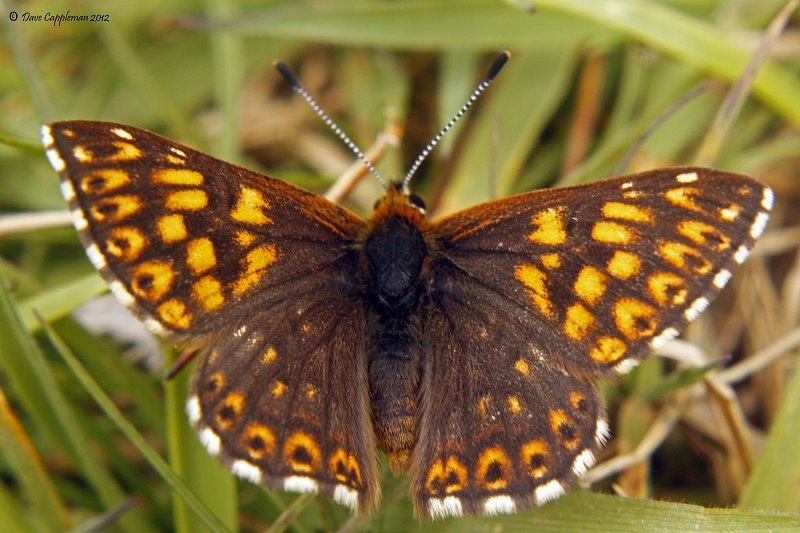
402, 51, 510, 188
274, 60, 389, 190
275, 51, 510, 191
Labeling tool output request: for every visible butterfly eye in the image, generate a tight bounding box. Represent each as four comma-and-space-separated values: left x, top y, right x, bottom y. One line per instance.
408, 194, 426, 214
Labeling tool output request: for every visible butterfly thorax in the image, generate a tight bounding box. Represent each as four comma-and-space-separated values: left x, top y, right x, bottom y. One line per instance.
360, 187, 431, 472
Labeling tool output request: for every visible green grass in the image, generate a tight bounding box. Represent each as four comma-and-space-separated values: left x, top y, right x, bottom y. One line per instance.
1, 0, 799, 531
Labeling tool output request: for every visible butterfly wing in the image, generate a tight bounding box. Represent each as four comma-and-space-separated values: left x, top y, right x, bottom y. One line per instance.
43, 121, 379, 510
412, 168, 772, 517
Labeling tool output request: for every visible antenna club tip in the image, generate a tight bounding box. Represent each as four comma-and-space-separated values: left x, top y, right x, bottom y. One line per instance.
274, 60, 301, 88
486, 51, 511, 81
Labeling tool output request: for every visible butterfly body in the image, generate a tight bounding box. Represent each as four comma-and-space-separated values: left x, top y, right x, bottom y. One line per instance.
43, 120, 773, 519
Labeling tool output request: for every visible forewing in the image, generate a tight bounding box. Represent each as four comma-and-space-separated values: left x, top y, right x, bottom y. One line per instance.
432, 168, 772, 377
43, 120, 365, 339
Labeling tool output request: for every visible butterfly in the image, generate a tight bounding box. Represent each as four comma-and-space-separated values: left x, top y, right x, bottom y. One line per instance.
41, 57, 772, 520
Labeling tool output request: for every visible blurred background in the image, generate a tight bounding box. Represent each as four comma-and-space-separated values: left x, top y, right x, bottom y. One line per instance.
1, 0, 799, 531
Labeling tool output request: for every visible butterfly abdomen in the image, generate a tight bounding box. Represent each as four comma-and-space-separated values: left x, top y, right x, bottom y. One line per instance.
360, 189, 431, 472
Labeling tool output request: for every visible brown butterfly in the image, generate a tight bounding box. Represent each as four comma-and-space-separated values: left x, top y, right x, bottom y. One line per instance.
42, 53, 772, 519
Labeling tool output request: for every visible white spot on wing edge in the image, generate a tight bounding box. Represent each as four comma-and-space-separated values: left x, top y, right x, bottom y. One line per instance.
143, 317, 167, 335
734, 244, 750, 264
483, 495, 515, 515
620, 181, 634, 189
650, 327, 679, 351
685, 297, 710, 321
46, 148, 65, 171
613, 358, 639, 375
41, 124, 54, 147
111, 127, 133, 140
85, 243, 107, 270
170, 146, 187, 158
199, 427, 221, 456
333, 484, 359, 511
108, 280, 135, 308
231, 460, 262, 484
534, 479, 565, 505
713, 269, 732, 289
185, 395, 201, 425
675, 171, 698, 183
70, 208, 88, 231
60, 180, 76, 202
428, 496, 463, 519
761, 187, 774, 210
595, 418, 611, 445
283, 476, 319, 494
572, 449, 596, 476
750, 211, 769, 239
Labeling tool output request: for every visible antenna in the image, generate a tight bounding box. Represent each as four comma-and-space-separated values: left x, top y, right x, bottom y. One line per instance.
402, 50, 511, 188
274, 60, 389, 190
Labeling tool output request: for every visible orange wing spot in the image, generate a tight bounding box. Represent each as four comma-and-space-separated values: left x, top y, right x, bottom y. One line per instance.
476, 446, 512, 491
665, 187, 702, 212
157, 214, 188, 243
591, 336, 626, 363
520, 439, 550, 479
540, 253, 562, 269
284, 431, 322, 473
106, 141, 142, 161
678, 220, 731, 251
305, 383, 317, 399
262, 346, 277, 364
648, 272, 688, 306
73, 145, 92, 162
528, 207, 567, 245
515, 358, 530, 376
205, 372, 225, 395
89, 195, 142, 222
215, 391, 245, 430
602, 202, 652, 222
186, 237, 217, 275
659, 241, 712, 274
233, 245, 278, 297
165, 154, 185, 165
105, 226, 147, 262
132, 260, 175, 301
152, 168, 204, 186
157, 298, 192, 329
623, 190, 642, 199
243, 423, 276, 460
574, 266, 607, 306
232, 186, 273, 225
272, 380, 287, 398
235, 230, 257, 248
719, 203, 741, 222
564, 303, 594, 341
329, 448, 363, 486
192, 275, 224, 311
569, 391, 587, 413
507, 395, 522, 414
165, 189, 208, 211
614, 298, 658, 340
515, 264, 554, 318
607, 250, 641, 280
592, 221, 636, 245
80, 169, 131, 194
549, 409, 580, 450
425, 456, 468, 495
